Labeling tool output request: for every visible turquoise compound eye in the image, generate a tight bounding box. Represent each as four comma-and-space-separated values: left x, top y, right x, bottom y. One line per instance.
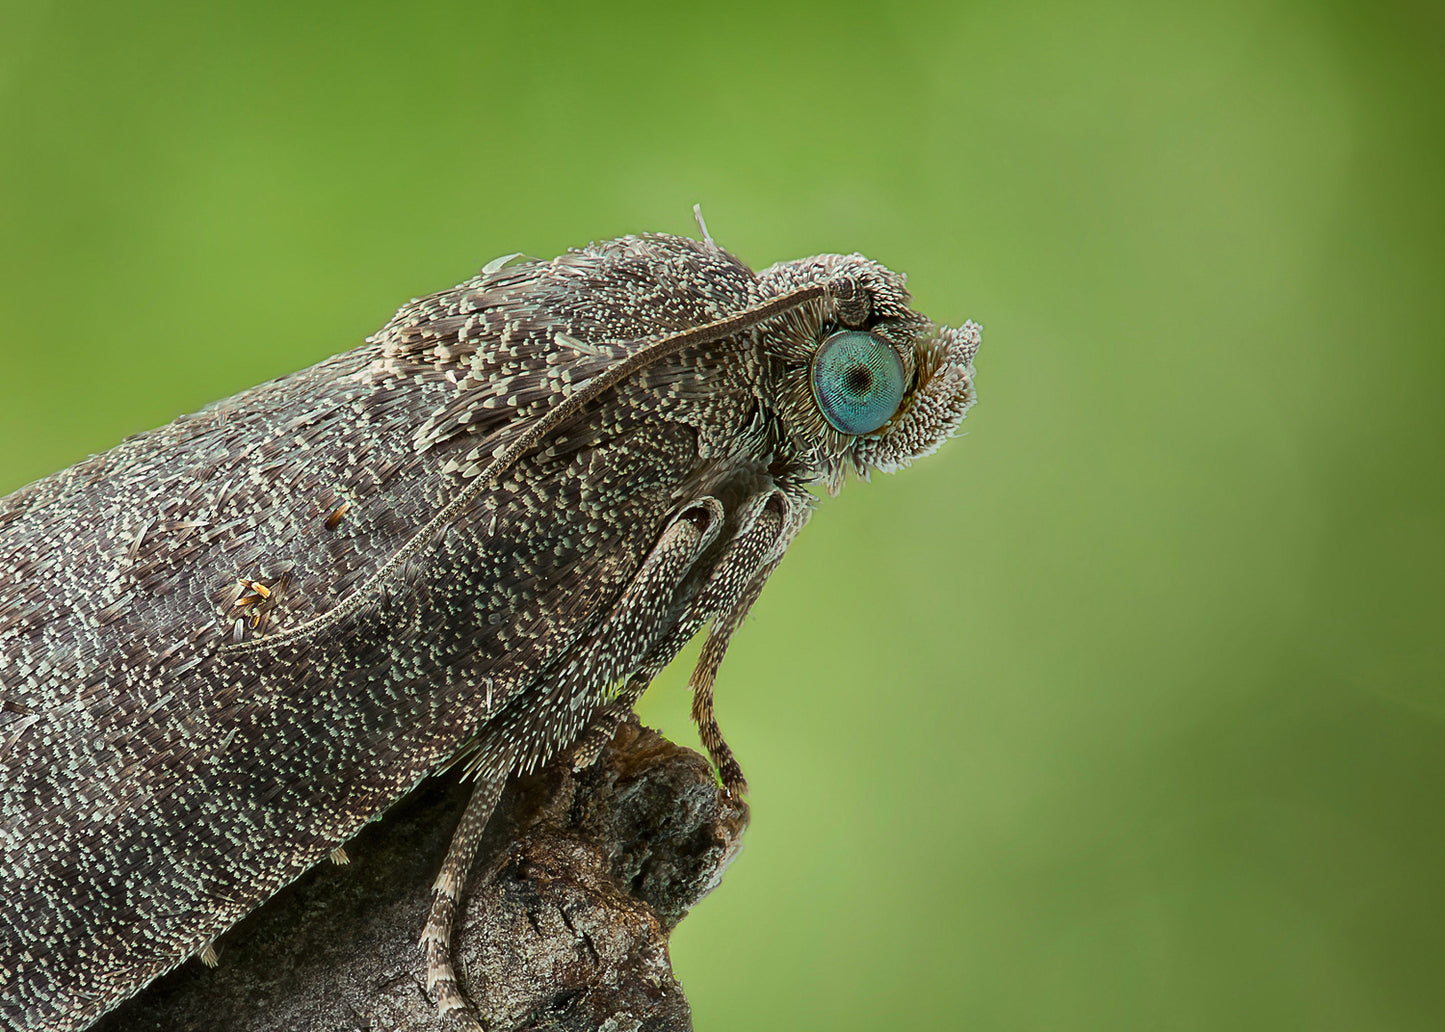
809, 330, 907, 435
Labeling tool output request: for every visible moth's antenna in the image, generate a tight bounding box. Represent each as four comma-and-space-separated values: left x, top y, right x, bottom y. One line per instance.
693, 204, 716, 249
225, 280, 828, 655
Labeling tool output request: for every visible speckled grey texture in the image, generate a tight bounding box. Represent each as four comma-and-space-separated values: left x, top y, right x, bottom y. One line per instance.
90, 716, 745, 1032
0, 232, 979, 1031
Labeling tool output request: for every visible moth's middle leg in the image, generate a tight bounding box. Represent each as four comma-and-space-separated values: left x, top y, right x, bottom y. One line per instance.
421, 497, 726, 1027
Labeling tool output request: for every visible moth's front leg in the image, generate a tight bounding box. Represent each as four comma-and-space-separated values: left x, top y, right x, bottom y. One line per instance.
686, 488, 810, 797
570, 488, 810, 791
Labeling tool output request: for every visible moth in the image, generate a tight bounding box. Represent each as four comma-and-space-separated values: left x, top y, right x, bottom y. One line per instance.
0, 225, 980, 1030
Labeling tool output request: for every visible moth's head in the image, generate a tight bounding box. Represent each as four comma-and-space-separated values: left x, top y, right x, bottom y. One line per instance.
756, 253, 980, 494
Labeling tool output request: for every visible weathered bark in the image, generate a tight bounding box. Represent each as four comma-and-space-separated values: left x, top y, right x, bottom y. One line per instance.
92, 718, 748, 1032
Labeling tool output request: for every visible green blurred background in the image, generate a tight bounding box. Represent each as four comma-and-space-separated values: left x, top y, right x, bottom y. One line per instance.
3, 0, 1443, 1028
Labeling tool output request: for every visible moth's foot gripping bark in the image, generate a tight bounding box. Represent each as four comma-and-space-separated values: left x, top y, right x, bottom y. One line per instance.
717, 756, 750, 800
421, 764, 511, 1032
423, 865, 488, 1031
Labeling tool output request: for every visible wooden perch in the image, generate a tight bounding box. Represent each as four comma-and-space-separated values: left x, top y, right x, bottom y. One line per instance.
91, 718, 748, 1032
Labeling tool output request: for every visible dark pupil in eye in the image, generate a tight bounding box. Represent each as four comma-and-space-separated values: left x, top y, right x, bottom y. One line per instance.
809, 329, 908, 436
